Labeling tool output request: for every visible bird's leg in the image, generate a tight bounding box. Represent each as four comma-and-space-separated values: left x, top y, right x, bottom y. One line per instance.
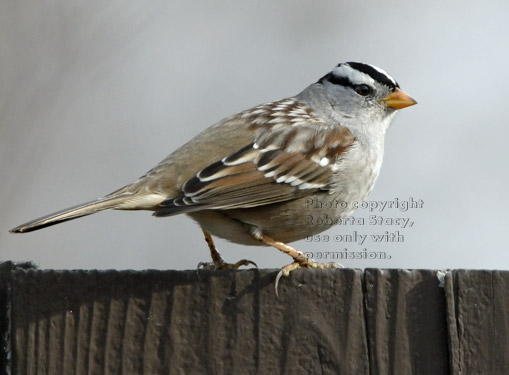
202, 230, 225, 266
255, 232, 342, 274
249, 228, 342, 294
198, 230, 257, 270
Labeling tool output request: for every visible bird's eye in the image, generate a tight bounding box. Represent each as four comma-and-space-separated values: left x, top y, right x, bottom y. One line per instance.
354, 84, 373, 96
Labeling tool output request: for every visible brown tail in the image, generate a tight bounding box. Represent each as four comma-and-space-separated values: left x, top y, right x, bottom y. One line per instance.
10, 194, 132, 233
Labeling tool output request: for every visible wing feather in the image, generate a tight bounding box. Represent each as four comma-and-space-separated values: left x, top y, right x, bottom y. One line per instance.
154, 98, 355, 217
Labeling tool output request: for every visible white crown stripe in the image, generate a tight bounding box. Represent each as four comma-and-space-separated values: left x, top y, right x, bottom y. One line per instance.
367, 64, 397, 86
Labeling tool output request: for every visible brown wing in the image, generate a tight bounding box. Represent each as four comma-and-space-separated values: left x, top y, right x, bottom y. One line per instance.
154, 99, 355, 217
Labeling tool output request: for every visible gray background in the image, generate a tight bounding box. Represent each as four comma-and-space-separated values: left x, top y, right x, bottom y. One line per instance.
1, 0, 508, 271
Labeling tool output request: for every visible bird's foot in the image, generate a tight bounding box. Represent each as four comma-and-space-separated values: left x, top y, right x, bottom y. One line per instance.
198, 258, 257, 270
199, 230, 257, 270
248, 227, 342, 296
274, 252, 342, 296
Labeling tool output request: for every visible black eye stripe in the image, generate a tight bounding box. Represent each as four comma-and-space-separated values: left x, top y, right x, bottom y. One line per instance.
317, 72, 353, 86
345, 62, 399, 89
318, 73, 373, 95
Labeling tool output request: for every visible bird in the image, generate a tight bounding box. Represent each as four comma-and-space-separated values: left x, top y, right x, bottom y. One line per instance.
10, 61, 416, 282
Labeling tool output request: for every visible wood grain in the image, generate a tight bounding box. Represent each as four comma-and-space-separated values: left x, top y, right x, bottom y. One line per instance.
2, 263, 509, 374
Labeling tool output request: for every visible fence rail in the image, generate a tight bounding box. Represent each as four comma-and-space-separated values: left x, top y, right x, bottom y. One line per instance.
1, 261, 508, 374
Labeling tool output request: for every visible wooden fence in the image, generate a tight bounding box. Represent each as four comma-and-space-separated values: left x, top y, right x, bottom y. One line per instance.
1, 261, 508, 374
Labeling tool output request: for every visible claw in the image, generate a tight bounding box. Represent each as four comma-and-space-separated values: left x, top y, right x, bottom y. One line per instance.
197, 261, 212, 270
275, 270, 284, 297
200, 230, 257, 270
274, 259, 343, 296
197, 259, 257, 270
233, 259, 258, 269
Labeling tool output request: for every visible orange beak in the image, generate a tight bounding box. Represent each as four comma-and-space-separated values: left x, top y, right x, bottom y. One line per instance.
382, 88, 417, 109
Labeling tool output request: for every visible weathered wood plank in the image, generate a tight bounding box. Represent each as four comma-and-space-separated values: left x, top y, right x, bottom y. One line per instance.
446, 270, 509, 375
364, 269, 450, 375
4, 265, 509, 374
10, 268, 368, 374
0, 261, 36, 375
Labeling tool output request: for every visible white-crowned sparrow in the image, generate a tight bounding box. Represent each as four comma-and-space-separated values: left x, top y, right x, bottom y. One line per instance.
10, 62, 416, 280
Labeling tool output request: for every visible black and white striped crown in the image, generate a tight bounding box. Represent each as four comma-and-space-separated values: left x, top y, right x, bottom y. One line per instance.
318, 62, 399, 90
